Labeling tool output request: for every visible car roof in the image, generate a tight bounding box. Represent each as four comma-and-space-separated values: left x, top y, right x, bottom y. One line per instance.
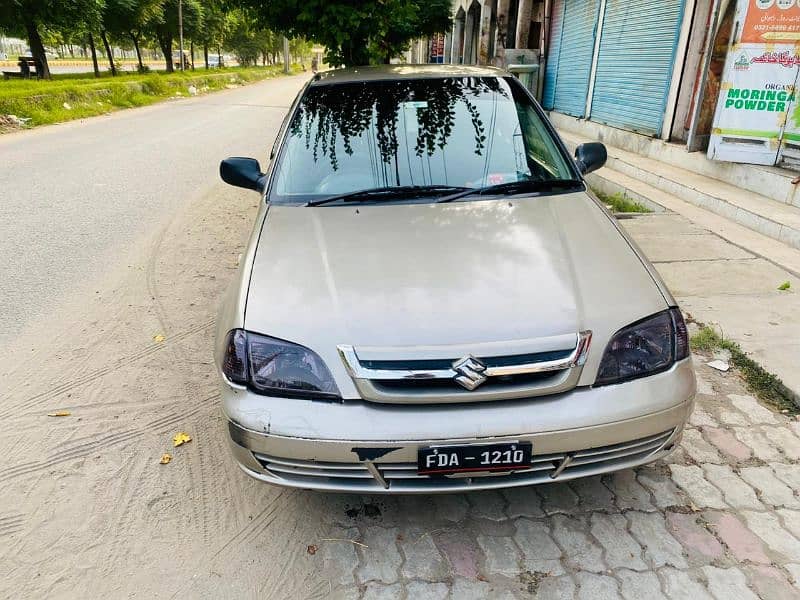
309, 64, 508, 86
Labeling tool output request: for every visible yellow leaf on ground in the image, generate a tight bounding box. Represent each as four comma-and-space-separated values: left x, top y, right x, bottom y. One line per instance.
153, 334, 166, 343
47, 411, 71, 417
173, 432, 192, 447
159, 453, 172, 465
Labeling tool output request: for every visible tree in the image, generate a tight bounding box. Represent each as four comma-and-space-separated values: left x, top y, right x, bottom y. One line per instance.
103, 0, 164, 72
147, 0, 202, 72
0, 0, 104, 78
237, 0, 452, 67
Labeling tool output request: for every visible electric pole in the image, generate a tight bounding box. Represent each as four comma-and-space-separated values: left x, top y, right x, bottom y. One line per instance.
178, 0, 185, 71
283, 36, 290, 74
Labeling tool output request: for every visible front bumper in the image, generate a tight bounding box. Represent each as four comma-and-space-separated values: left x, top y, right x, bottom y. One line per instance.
222, 358, 695, 493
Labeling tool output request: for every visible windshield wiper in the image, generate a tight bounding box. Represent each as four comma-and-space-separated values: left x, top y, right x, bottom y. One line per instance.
436, 178, 583, 203
307, 185, 471, 207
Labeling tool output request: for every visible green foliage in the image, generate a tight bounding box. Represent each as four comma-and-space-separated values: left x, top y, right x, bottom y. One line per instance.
238, 0, 452, 66
778, 281, 791, 291
690, 325, 797, 414
592, 189, 652, 213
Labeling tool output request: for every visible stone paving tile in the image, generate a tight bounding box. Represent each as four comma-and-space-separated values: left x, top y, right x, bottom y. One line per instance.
589, 513, 647, 571
702, 427, 752, 461
569, 475, 616, 512
362, 582, 404, 600
319, 526, 360, 587
703, 464, 763, 510
476, 534, 520, 576
665, 512, 724, 563
681, 429, 723, 464
628, 512, 687, 569
744, 564, 798, 600
432, 530, 480, 579
771, 462, 800, 490
786, 564, 800, 589
703, 511, 770, 564
776, 508, 800, 540
733, 428, 782, 461
513, 518, 564, 576
503, 486, 545, 519
618, 570, 667, 600
468, 490, 507, 521
433, 494, 469, 523
689, 407, 717, 427
606, 471, 655, 511
728, 394, 778, 424
637, 469, 686, 509
742, 511, 800, 559
450, 577, 516, 600
539, 482, 580, 515
399, 528, 449, 581
703, 566, 759, 600
356, 526, 402, 584
575, 572, 622, 600
740, 465, 800, 508
768, 427, 800, 461
719, 410, 748, 426
536, 575, 576, 599
551, 515, 605, 573
660, 567, 714, 600
405, 581, 448, 600
669, 465, 727, 509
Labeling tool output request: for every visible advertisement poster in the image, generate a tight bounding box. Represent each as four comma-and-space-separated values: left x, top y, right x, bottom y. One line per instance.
708, 0, 800, 165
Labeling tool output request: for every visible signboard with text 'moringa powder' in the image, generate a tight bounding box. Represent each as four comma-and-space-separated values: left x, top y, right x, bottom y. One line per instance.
708, 0, 800, 165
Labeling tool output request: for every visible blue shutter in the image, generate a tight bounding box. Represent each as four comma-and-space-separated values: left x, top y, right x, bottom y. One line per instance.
543, 0, 599, 117
589, 0, 684, 136
542, 0, 564, 110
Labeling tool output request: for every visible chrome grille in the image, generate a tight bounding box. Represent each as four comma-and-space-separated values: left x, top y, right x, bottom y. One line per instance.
252, 429, 676, 492
337, 331, 592, 404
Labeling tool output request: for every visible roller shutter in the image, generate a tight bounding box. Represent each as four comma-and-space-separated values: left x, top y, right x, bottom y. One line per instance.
589, 0, 684, 135
542, 0, 601, 118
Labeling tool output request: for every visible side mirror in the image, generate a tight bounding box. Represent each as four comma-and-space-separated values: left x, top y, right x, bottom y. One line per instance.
574, 143, 607, 175
220, 157, 265, 192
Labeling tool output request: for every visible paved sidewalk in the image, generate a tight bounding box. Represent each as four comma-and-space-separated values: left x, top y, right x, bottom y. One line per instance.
314, 364, 800, 599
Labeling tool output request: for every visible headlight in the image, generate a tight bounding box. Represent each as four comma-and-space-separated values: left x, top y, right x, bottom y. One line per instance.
221, 329, 340, 399
595, 308, 689, 386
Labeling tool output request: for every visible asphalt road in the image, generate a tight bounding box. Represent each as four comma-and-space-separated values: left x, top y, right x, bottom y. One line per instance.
0, 74, 307, 352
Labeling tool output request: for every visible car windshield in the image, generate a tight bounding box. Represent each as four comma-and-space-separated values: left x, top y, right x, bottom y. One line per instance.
269, 76, 576, 204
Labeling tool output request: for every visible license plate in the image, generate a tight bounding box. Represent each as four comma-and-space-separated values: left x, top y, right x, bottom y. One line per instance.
417, 442, 532, 475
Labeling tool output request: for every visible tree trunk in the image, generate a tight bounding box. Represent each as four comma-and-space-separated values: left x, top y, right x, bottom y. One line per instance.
217, 46, 222, 68
23, 17, 50, 79
87, 34, 100, 77
203, 44, 209, 69
159, 34, 174, 73
130, 33, 144, 71
99, 30, 117, 75
190, 40, 195, 70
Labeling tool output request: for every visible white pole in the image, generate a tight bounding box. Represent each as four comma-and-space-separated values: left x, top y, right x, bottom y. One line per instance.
283, 36, 290, 73
178, 0, 185, 71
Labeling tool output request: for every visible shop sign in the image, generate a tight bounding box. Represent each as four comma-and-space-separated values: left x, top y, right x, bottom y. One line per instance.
708, 0, 800, 165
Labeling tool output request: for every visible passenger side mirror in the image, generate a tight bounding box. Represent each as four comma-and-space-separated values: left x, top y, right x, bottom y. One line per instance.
574, 143, 607, 175
220, 157, 266, 192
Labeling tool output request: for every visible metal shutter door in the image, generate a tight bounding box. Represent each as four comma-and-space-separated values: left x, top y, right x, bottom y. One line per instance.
542, 0, 564, 110
589, 0, 684, 135
543, 0, 599, 117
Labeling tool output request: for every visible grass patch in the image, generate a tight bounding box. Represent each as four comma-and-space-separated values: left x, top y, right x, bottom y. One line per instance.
592, 188, 652, 213
0, 65, 301, 128
690, 324, 798, 414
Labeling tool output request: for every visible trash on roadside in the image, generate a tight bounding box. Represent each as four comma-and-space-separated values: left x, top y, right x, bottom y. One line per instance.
159, 453, 172, 464
707, 359, 730, 372
62, 102, 72, 110
187, 85, 198, 96
778, 281, 791, 291
47, 410, 71, 417
306, 544, 317, 555
153, 334, 166, 343
173, 432, 192, 447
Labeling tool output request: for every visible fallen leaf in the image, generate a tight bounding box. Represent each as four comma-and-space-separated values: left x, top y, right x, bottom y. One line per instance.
778, 281, 791, 291
47, 411, 71, 417
173, 432, 192, 447
306, 544, 317, 555
159, 453, 172, 464
153, 334, 166, 343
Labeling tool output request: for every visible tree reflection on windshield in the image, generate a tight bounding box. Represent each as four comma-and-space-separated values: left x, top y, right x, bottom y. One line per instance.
290, 77, 508, 171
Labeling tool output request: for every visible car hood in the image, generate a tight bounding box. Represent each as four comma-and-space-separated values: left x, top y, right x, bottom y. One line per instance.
245, 194, 668, 396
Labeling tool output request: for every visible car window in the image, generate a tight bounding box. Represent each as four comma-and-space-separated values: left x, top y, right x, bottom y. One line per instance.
270, 76, 574, 204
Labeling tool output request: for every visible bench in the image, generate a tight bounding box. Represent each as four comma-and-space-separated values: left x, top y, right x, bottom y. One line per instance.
3, 57, 42, 80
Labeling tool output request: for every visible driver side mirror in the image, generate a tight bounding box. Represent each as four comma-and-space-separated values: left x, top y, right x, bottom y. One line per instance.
574, 143, 607, 175
220, 157, 266, 192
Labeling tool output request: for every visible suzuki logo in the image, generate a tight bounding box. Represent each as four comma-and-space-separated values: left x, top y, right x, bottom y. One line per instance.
452, 355, 488, 390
